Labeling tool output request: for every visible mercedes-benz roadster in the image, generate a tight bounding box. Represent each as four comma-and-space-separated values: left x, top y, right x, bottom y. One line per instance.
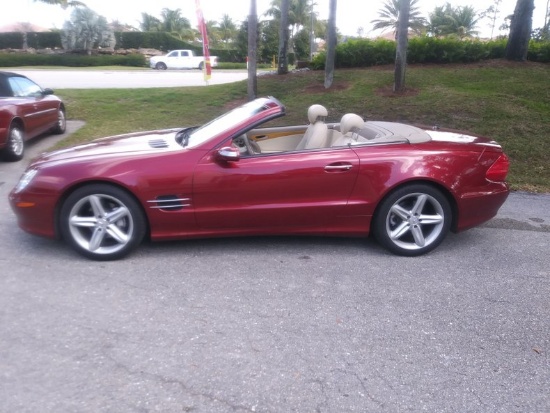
9, 96, 509, 260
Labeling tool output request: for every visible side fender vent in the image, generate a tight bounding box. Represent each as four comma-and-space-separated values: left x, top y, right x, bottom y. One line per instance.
147, 195, 190, 211
149, 139, 169, 149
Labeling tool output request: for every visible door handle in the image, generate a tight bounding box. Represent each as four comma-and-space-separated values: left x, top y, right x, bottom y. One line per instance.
324, 163, 353, 171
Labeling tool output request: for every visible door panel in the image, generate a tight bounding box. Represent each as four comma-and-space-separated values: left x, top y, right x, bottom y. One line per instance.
8, 77, 57, 138
193, 148, 360, 231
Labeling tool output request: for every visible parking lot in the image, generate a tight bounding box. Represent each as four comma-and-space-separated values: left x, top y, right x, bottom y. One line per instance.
1, 127, 549, 410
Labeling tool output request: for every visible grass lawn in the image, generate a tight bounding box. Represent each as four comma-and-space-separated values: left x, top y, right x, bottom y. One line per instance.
56, 59, 550, 193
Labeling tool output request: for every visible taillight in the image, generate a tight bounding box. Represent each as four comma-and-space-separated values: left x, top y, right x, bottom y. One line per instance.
486, 153, 510, 181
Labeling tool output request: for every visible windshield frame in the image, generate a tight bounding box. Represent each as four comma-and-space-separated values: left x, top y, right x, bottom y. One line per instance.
184, 97, 284, 148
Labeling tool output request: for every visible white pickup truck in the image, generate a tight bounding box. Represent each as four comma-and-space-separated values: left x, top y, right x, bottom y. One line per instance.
149, 49, 218, 70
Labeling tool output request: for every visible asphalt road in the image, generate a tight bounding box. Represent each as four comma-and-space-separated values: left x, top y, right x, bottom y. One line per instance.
10, 69, 250, 89
0, 126, 549, 412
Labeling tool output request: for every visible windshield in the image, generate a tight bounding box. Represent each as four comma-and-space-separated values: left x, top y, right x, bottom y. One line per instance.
185, 98, 278, 148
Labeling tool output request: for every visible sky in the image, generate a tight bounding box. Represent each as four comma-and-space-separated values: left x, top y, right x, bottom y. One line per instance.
1, 0, 547, 38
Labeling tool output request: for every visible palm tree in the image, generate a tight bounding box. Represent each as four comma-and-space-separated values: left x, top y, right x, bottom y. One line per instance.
429, 3, 480, 38
278, 0, 290, 74
159, 8, 194, 41
206, 20, 222, 47
160, 8, 191, 33
248, 0, 258, 100
140, 13, 161, 32
34, 0, 86, 8
371, 0, 427, 38
394, 0, 410, 92
266, 0, 315, 39
505, 0, 535, 60
61, 7, 113, 53
218, 14, 237, 45
453, 6, 480, 38
324, 0, 337, 89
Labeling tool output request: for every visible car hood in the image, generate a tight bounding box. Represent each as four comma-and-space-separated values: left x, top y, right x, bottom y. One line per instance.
32, 129, 183, 165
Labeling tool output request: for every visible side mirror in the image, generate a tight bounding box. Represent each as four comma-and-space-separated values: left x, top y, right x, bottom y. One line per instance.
216, 146, 240, 162
42, 88, 55, 96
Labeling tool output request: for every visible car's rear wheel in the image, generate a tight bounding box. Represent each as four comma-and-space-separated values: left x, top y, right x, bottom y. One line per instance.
51, 107, 66, 134
60, 184, 147, 260
198, 61, 204, 70
155, 62, 167, 70
372, 184, 451, 256
2, 123, 25, 162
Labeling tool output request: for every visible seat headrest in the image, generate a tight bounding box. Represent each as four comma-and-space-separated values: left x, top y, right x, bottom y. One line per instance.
307, 104, 328, 124
340, 113, 364, 135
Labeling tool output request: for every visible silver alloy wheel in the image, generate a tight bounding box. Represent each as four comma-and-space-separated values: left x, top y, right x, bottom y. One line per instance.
385, 192, 445, 251
9, 126, 24, 157
67, 193, 135, 256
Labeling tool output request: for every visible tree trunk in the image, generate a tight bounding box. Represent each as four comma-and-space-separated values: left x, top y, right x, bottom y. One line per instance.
505, 0, 535, 61
324, 0, 337, 89
278, 0, 289, 74
394, 0, 410, 93
247, 0, 258, 100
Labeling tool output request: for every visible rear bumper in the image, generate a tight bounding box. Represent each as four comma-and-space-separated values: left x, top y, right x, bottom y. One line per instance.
454, 183, 510, 232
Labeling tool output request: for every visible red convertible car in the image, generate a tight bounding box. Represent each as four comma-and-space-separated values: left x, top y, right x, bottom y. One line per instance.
9, 96, 509, 260
0, 71, 66, 161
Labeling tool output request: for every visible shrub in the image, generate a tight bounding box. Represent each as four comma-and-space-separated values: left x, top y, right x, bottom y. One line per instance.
528, 40, 550, 62
0, 52, 146, 67
0, 32, 25, 49
311, 37, 550, 69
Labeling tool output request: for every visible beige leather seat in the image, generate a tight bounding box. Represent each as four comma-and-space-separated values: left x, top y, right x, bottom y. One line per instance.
331, 113, 365, 147
295, 104, 329, 150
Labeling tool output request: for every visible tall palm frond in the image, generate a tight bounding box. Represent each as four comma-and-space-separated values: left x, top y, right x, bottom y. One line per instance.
429, 3, 480, 38
371, 0, 427, 37
34, 0, 86, 9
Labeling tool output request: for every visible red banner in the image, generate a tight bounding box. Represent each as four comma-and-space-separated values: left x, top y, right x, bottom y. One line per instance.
195, 0, 212, 81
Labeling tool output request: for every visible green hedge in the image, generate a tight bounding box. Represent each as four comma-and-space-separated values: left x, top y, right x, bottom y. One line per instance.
114, 32, 199, 52
0, 53, 146, 67
26, 32, 63, 49
312, 37, 550, 69
0, 32, 25, 49
528, 41, 550, 61
0, 31, 63, 49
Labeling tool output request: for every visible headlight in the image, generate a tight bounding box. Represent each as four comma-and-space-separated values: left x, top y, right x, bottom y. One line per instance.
14, 169, 38, 193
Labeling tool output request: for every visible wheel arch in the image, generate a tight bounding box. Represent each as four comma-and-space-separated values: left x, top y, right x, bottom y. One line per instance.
371, 179, 459, 234
10, 116, 25, 132
54, 180, 151, 240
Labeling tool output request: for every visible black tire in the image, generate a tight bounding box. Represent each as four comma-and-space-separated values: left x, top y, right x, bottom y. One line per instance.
372, 184, 452, 256
155, 62, 167, 70
51, 107, 66, 134
59, 184, 147, 260
2, 123, 25, 162
198, 61, 204, 70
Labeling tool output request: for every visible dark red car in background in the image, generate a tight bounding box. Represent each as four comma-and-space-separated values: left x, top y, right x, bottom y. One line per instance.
9, 97, 509, 260
0, 71, 66, 161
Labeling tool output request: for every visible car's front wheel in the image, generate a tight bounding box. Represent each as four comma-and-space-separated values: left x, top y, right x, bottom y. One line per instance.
372, 184, 452, 256
60, 184, 147, 260
155, 62, 167, 70
51, 107, 66, 134
2, 123, 25, 161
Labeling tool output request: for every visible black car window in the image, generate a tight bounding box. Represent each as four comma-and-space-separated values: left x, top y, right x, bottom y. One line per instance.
8, 77, 42, 97
0, 77, 11, 97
